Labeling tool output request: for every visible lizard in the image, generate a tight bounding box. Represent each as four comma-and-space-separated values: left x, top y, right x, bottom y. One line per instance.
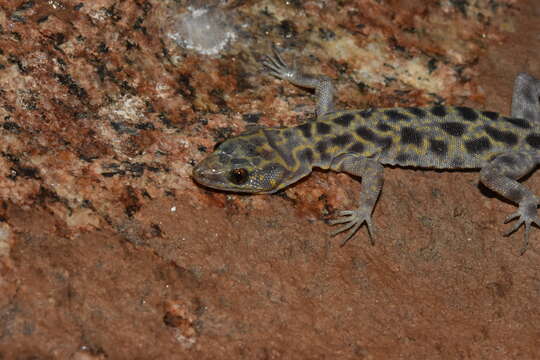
192, 47, 540, 254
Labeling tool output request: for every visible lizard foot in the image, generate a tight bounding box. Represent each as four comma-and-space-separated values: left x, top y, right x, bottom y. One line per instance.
503, 201, 540, 255
261, 46, 297, 82
328, 208, 375, 247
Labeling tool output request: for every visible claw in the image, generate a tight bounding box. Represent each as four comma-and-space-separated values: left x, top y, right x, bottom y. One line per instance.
365, 218, 376, 245
520, 223, 531, 255
328, 207, 374, 246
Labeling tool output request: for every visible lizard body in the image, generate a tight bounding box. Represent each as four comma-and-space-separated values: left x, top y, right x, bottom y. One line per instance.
192, 49, 540, 253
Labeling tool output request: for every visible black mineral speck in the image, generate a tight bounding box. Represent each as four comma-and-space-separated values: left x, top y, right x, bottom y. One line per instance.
243, 113, 261, 123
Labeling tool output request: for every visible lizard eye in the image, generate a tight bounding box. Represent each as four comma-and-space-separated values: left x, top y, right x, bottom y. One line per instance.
229, 168, 249, 185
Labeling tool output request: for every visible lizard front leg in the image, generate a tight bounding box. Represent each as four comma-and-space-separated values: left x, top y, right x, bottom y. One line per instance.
328, 154, 384, 246
261, 46, 335, 117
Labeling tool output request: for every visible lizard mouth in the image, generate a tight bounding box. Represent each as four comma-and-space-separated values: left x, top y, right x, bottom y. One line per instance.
192, 163, 226, 188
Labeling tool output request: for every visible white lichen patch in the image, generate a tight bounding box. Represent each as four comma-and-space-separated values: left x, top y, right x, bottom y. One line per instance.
0, 223, 13, 258
323, 34, 449, 95
99, 94, 147, 123
166, 7, 236, 56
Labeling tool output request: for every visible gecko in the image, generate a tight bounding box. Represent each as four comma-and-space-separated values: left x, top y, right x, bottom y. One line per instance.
192, 48, 540, 254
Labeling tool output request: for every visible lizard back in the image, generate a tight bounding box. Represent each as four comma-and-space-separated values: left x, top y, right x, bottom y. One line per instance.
298, 105, 540, 169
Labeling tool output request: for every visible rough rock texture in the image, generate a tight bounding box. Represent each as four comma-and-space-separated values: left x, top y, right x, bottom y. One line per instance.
0, 0, 539, 358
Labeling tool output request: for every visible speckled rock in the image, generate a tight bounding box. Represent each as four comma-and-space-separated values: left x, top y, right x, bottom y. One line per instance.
0, 0, 539, 358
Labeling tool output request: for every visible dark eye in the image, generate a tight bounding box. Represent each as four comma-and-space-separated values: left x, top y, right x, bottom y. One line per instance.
229, 168, 249, 185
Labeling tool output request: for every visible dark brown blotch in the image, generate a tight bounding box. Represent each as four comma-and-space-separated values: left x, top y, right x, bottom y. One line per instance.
406, 107, 427, 118
316, 122, 332, 135
464, 137, 491, 154
440, 122, 467, 137
356, 126, 392, 150
333, 113, 354, 127
376, 122, 392, 132
316, 140, 329, 155
525, 133, 540, 149
348, 142, 364, 154
484, 125, 518, 145
377, 136, 393, 151
395, 152, 411, 163
429, 139, 448, 156
482, 111, 499, 121
359, 108, 374, 118
356, 126, 375, 141
450, 157, 464, 167
298, 148, 314, 163
455, 106, 478, 122
385, 109, 410, 122
431, 105, 447, 117
400, 127, 423, 146
504, 117, 531, 129
297, 123, 312, 138
331, 134, 354, 147
315, 140, 331, 162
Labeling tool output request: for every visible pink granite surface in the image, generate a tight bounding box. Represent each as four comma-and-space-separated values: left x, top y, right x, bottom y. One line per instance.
0, 0, 539, 358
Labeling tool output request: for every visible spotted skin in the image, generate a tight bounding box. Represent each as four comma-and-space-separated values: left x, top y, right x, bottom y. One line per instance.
192, 49, 540, 254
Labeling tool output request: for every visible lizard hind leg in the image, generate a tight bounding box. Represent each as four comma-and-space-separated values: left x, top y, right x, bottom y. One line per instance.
480, 152, 540, 254
511, 72, 540, 122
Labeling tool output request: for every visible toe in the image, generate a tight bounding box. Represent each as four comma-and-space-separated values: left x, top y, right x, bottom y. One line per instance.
504, 212, 520, 224
504, 220, 523, 236
340, 223, 361, 247
330, 221, 355, 236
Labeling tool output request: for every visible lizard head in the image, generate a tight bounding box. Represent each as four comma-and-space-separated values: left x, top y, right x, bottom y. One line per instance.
192, 129, 293, 194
